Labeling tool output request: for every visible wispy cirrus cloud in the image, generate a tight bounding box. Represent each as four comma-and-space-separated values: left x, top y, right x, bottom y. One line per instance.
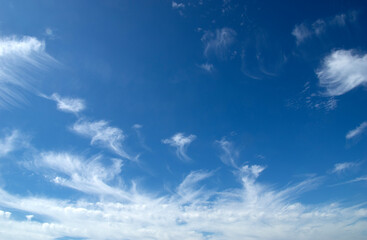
72, 119, 132, 160
317, 50, 367, 96
346, 121, 367, 140
292, 11, 357, 45
198, 63, 214, 72
172, 1, 184, 9
42, 93, 86, 114
202, 28, 236, 59
0, 130, 28, 157
331, 162, 359, 174
292, 23, 312, 45
216, 138, 239, 168
162, 133, 196, 161
32, 152, 131, 200
0, 163, 366, 239
0, 36, 55, 109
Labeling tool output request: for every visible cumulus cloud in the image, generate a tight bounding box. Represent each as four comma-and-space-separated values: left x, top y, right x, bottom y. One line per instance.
162, 133, 196, 161
0, 164, 366, 239
45, 93, 85, 113
0, 36, 55, 108
72, 119, 131, 159
346, 121, 367, 140
202, 28, 236, 59
316, 50, 367, 96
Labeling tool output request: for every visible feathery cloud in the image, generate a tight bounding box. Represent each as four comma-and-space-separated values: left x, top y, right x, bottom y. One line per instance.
292, 11, 357, 45
202, 28, 236, 59
332, 162, 358, 174
216, 138, 239, 168
292, 23, 312, 45
0, 130, 27, 157
46, 93, 86, 113
162, 133, 196, 161
346, 121, 367, 140
0, 164, 366, 239
72, 119, 131, 160
33, 152, 129, 199
0, 36, 55, 109
317, 50, 367, 96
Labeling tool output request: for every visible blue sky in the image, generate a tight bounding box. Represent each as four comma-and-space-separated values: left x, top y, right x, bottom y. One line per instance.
0, 0, 367, 239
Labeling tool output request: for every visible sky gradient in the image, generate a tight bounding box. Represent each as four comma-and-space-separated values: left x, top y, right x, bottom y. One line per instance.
0, 0, 367, 239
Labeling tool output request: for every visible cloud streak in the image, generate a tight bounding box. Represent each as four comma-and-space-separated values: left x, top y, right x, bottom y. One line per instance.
0, 36, 55, 109
346, 121, 367, 140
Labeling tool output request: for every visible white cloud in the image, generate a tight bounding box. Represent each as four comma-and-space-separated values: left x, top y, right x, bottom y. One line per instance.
0, 164, 366, 239
132, 124, 142, 129
331, 14, 347, 26
172, 1, 185, 9
216, 138, 239, 168
292, 12, 358, 45
33, 152, 130, 200
292, 23, 312, 45
198, 63, 214, 72
162, 133, 196, 161
202, 28, 236, 59
47, 93, 85, 113
332, 162, 358, 174
0, 130, 27, 157
176, 170, 213, 204
72, 119, 131, 160
317, 50, 367, 96
312, 19, 326, 35
346, 121, 367, 140
0, 36, 55, 108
